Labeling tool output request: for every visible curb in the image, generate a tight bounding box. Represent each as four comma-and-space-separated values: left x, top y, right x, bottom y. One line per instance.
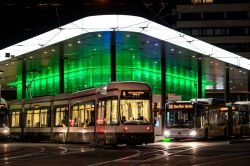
228, 139, 250, 144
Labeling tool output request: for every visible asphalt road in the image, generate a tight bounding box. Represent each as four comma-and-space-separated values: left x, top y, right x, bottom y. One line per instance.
1, 138, 250, 166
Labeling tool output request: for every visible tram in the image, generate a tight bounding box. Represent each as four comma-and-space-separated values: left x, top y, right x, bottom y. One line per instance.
0, 98, 10, 139
9, 81, 155, 145
164, 98, 237, 139
230, 101, 250, 136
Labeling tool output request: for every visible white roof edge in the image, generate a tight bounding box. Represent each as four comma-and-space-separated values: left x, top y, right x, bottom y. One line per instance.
0, 15, 249, 70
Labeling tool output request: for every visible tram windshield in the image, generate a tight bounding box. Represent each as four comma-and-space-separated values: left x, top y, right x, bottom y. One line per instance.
166, 103, 195, 128
120, 90, 151, 125
0, 108, 8, 127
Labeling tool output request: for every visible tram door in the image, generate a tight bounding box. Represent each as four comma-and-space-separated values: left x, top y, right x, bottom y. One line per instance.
96, 97, 118, 145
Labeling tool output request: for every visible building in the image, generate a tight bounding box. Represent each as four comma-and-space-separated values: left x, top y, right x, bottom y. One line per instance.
172, 0, 250, 100
0, 14, 249, 104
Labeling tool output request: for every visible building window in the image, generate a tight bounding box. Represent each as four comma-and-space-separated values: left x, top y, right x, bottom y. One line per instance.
227, 11, 248, 20
181, 29, 192, 35
192, 29, 201, 36
180, 13, 201, 21
191, 0, 213, 4
214, 28, 225, 36
202, 29, 214, 36
204, 12, 224, 20
228, 27, 248, 36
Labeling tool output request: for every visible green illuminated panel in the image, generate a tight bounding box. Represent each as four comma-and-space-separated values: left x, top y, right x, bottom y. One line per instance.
9, 31, 213, 100
64, 32, 111, 93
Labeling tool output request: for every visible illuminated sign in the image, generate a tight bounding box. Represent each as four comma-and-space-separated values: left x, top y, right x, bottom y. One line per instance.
218, 107, 228, 111
121, 91, 150, 99
128, 91, 145, 96
168, 103, 193, 110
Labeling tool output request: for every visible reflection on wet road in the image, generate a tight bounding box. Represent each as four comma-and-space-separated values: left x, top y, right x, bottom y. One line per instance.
1, 139, 250, 166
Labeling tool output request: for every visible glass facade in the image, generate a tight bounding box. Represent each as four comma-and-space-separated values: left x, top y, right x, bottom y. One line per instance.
9, 31, 210, 101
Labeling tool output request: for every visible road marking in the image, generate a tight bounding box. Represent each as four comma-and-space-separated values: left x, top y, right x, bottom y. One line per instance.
87, 149, 141, 166
0, 147, 45, 161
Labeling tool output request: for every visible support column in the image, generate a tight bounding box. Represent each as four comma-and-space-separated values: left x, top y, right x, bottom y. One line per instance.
59, 43, 64, 94
21, 59, 26, 140
225, 64, 230, 103
161, 41, 166, 129
111, 30, 116, 82
198, 58, 202, 98
22, 60, 26, 99
248, 71, 250, 100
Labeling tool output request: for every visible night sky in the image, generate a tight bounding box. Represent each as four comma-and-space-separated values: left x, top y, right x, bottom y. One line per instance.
0, 0, 174, 49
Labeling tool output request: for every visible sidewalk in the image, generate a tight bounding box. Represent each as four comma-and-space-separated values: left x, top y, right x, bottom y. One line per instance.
228, 137, 250, 144
155, 135, 164, 142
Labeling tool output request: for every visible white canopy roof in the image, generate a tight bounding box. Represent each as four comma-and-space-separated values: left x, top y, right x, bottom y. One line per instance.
0, 15, 249, 70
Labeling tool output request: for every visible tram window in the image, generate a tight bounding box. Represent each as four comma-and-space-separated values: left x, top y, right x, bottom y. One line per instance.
79, 105, 84, 126
201, 111, 208, 127
40, 109, 47, 127
106, 100, 111, 125
85, 104, 95, 126
208, 109, 217, 125
232, 111, 239, 125
26, 110, 33, 127
217, 111, 227, 125
72, 106, 79, 127
196, 116, 201, 128
239, 111, 249, 124
26, 108, 49, 127
106, 99, 118, 125
34, 110, 40, 127
55, 106, 68, 127
120, 99, 151, 124
97, 101, 105, 125
71, 102, 95, 127
11, 111, 20, 127
111, 100, 118, 124
97, 98, 118, 125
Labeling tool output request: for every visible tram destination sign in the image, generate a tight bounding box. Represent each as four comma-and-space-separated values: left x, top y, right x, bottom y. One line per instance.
121, 90, 150, 99
168, 103, 193, 110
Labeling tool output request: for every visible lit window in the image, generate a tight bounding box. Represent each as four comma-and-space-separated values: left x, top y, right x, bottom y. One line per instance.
11, 111, 20, 127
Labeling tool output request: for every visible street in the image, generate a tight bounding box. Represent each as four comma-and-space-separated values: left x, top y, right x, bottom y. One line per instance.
1, 138, 250, 166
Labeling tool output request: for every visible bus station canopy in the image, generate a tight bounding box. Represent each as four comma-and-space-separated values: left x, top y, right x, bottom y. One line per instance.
0, 15, 248, 93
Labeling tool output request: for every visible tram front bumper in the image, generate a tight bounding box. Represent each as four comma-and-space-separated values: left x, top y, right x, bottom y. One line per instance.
118, 132, 155, 145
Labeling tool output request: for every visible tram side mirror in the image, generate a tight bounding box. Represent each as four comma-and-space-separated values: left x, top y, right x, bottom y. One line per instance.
154, 118, 160, 127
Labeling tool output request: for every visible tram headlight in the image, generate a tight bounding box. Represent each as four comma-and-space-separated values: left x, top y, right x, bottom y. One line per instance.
3, 129, 9, 134
189, 130, 197, 136
163, 130, 170, 136
124, 126, 128, 131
